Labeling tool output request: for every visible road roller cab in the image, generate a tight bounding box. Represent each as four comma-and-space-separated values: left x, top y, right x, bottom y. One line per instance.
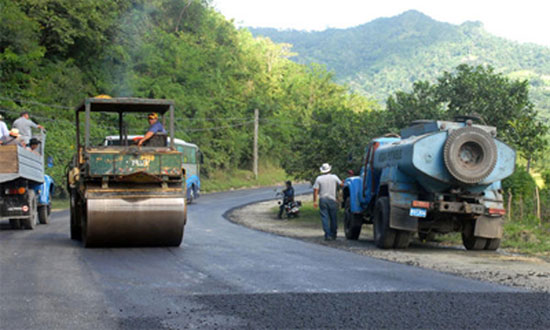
67, 97, 187, 247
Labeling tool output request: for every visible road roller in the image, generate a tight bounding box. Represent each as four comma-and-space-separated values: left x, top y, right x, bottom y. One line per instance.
67, 97, 187, 247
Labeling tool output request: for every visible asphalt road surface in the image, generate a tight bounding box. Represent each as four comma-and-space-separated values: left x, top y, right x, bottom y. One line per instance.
1, 185, 549, 329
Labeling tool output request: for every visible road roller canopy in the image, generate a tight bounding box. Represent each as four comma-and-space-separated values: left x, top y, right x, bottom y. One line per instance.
75, 97, 177, 149
76, 97, 174, 114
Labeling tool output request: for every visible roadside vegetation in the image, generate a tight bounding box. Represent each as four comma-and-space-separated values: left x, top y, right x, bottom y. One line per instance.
201, 161, 289, 193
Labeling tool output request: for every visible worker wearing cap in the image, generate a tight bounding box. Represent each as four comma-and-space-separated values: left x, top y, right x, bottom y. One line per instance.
0, 114, 9, 144
138, 112, 166, 147
4, 129, 25, 146
13, 111, 44, 145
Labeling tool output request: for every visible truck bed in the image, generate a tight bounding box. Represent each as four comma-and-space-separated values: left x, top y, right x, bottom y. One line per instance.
0, 145, 44, 184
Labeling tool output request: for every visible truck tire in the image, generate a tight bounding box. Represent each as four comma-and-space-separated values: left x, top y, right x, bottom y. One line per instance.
462, 219, 487, 250
485, 238, 501, 251
38, 205, 49, 224
394, 230, 411, 249
22, 190, 38, 230
373, 197, 396, 249
344, 199, 362, 240
443, 126, 497, 184
9, 219, 21, 229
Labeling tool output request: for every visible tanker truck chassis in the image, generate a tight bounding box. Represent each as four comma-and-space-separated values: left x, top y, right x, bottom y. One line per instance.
67, 98, 187, 247
343, 117, 516, 250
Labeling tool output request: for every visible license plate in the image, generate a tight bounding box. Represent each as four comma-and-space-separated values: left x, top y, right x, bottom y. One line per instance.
409, 207, 427, 218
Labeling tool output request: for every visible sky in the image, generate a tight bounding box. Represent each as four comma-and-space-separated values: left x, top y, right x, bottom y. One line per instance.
212, 0, 550, 47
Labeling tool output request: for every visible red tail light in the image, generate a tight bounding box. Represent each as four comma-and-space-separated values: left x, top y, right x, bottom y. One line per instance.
412, 200, 431, 208
4, 187, 26, 195
488, 208, 506, 215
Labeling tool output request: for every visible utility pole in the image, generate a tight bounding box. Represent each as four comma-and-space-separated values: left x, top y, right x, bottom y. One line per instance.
253, 108, 259, 180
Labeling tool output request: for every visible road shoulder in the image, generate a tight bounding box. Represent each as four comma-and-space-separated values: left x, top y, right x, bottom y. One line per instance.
228, 194, 550, 292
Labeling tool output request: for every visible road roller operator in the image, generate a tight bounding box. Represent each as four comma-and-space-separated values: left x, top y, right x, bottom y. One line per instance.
137, 112, 166, 147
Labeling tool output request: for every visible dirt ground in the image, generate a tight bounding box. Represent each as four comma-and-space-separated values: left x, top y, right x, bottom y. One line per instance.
228, 194, 550, 292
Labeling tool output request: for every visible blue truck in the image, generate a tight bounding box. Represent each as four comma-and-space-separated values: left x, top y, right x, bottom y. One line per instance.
343, 117, 516, 250
0, 131, 54, 229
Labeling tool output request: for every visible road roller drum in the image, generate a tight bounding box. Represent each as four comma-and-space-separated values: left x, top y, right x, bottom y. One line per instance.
83, 197, 185, 247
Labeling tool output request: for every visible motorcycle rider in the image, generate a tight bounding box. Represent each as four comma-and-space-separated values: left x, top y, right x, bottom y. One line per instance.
278, 180, 295, 219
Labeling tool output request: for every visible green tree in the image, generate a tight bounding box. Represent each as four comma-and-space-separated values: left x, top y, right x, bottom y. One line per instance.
386, 64, 548, 164
385, 80, 445, 132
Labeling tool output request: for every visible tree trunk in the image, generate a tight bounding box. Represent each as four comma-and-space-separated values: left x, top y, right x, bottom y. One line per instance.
535, 186, 541, 224
508, 189, 512, 221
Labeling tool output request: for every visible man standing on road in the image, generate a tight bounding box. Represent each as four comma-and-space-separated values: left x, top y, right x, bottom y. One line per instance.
0, 114, 9, 144
13, 111, 44, 145
313, 163, 342, 240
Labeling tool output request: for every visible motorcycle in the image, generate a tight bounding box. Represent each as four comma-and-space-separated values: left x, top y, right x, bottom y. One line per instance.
276, 192, 301, 219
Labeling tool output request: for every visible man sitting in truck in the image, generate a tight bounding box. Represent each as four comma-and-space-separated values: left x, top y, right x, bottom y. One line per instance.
3, 129, 25, 146
27, 137, 41, 154
137, 112, 166, 147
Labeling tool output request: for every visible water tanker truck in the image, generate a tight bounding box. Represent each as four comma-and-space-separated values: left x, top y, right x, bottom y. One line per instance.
343, 117, 516, 250
67, 98, 186, 247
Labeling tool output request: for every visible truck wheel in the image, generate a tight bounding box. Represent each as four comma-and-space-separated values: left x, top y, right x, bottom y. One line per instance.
22, 190, 38, 230
485, 238, 501, 251
394, 230, 411, 249
344, 199, 362, 240
9, 219, 21, 229
462, 219, 487, 250
38, 205, 49, 224
373, 197, 396, 249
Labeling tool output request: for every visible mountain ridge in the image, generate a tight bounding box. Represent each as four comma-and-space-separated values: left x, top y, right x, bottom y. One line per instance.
249, 10, 550, 116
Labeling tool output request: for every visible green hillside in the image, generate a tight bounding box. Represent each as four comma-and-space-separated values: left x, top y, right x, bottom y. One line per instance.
249, 10, 550, 118
0, 0, 382, 192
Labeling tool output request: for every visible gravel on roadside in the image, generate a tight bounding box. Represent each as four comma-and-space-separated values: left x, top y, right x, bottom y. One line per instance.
228, 194, 550, 292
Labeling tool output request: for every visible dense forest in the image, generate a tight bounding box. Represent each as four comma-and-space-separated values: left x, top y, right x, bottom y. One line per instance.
0, 1, 547, 199
0, 0, 385, 194
250, 10, 550, 119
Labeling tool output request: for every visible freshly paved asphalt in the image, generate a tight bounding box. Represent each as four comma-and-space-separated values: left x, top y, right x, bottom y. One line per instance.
1, 184, 549, 329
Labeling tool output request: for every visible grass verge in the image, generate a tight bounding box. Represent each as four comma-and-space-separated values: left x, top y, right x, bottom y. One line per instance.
272, 200, 345, 230
51, 198, 69, 210
202, 163, 291, 193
